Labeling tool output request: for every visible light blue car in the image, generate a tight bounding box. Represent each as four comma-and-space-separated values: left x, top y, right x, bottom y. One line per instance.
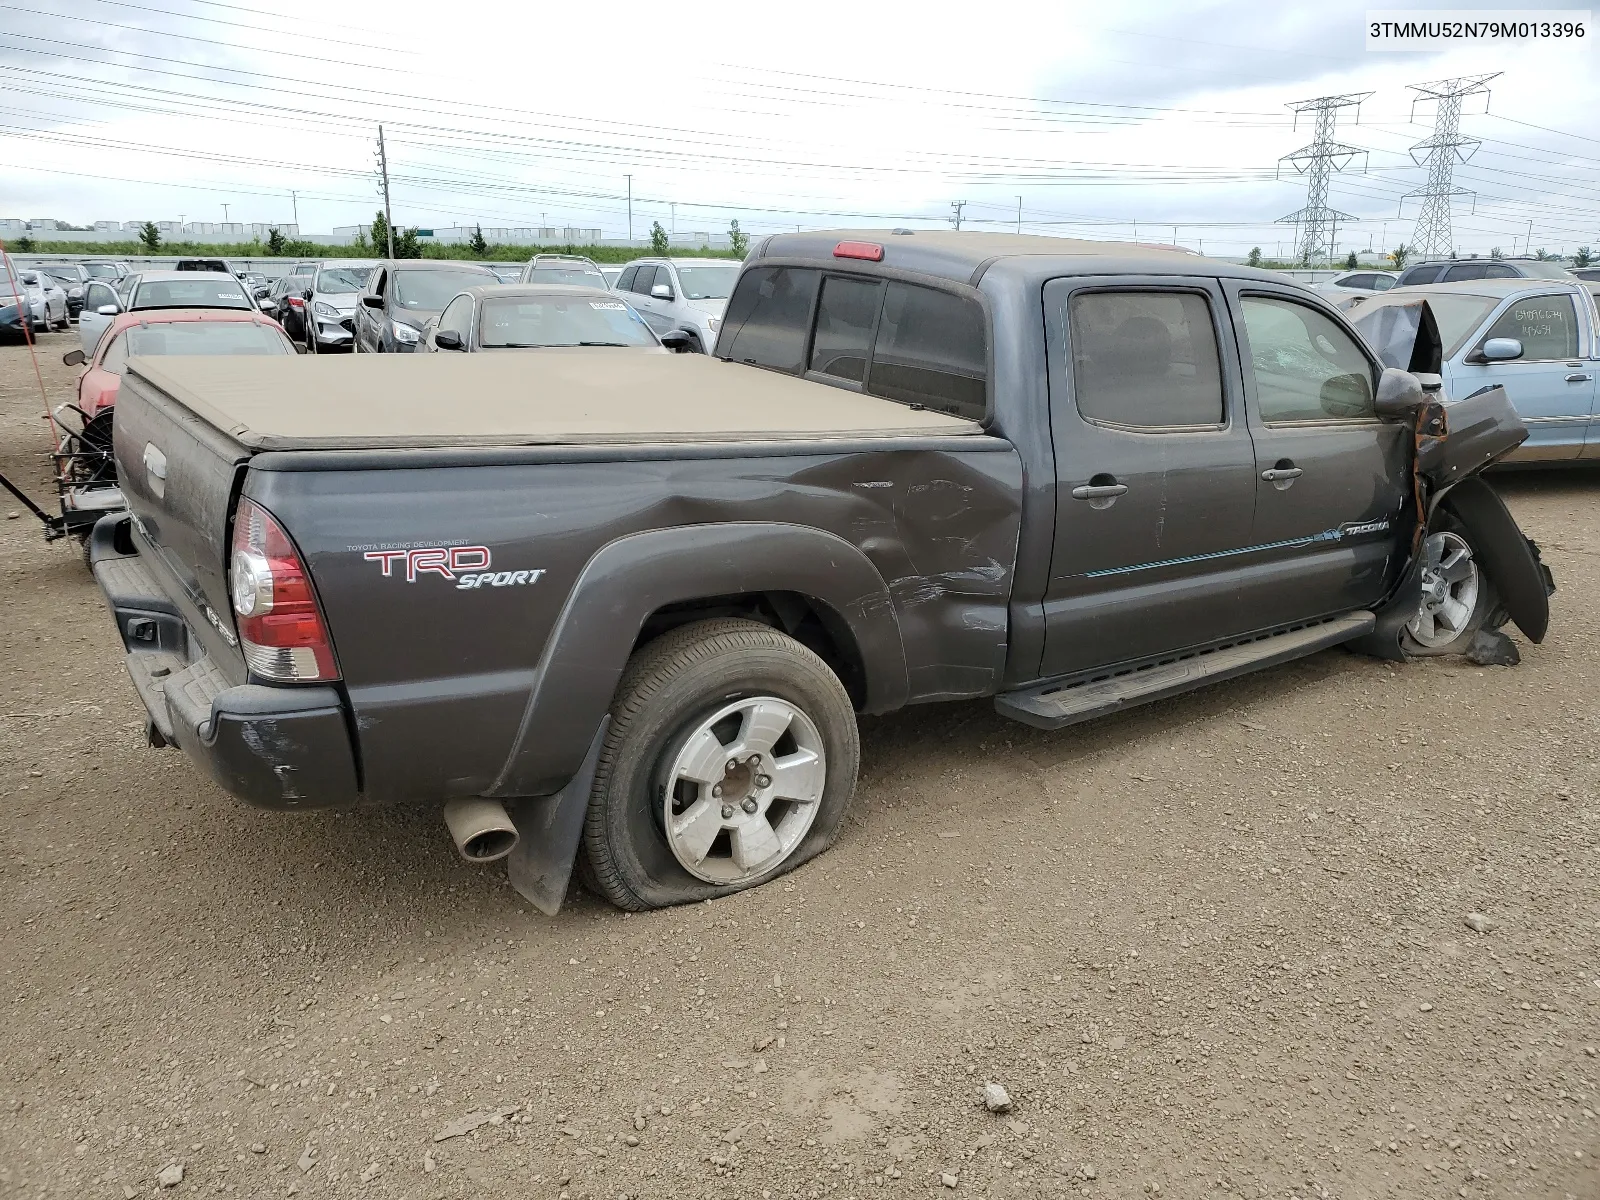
1351, 278, 1599, 463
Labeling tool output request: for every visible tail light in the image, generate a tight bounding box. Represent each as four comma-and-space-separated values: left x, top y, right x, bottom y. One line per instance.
288, 296, 304, 309
229, 497, 339, 682
833, 241, 884, 262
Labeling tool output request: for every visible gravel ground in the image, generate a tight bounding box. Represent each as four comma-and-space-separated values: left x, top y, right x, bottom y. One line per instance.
2, 331, 1598, 1200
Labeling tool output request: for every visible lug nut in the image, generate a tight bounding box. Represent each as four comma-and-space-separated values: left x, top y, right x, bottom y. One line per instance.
741, 798, 758, 814
712, 784, 723, 798
755, 774, 772, 789
721, 804, 735, 819
749, 754, 762, 767
726, 759, 738, 774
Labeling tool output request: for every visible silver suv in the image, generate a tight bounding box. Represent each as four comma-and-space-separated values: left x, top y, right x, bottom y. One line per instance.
518, 253, 608, 289
613, 258, 740, 353
300, 261, 372, 353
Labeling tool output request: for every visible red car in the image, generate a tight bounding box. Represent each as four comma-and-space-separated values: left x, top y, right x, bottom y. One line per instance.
65, 309, 297, 416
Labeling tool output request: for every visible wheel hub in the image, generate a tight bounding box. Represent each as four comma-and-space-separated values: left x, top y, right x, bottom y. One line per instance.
659, 697, 827, 885
1406, 531, 1480, 649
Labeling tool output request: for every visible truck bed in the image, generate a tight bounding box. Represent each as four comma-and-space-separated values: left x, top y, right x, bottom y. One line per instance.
122, 351, 981, 451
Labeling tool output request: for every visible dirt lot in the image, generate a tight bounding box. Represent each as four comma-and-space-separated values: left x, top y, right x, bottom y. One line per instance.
2, 331, 1598, 1200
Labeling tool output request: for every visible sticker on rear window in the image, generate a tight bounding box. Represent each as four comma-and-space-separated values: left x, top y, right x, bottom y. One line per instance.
590, 302, 626, 310
219, 292, 244, 300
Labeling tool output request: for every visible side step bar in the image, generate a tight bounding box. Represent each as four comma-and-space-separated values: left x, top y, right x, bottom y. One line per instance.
994, 612, 1376, 731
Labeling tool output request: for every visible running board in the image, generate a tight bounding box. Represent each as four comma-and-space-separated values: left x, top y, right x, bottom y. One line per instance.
994, 612, 1376, 731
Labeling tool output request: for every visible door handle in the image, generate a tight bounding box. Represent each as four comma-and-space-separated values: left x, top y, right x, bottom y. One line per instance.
1565, 373, 1593, 382
1070, 483, 1129, 500
1260, 467, 1303, 481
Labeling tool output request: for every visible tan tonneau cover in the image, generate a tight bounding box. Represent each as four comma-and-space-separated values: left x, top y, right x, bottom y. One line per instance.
124, 351, 981, 451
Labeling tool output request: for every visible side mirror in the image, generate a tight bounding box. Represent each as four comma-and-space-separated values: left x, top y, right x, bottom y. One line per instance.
361, 294, 384, 309
62, 349, 86, 366
257, 297, 274, 311
1374, 366, 1427, 419
294, 342, 308, 354
659, 330, 691, 351
302, 289, 313, 301
96, 304, 119, 316
1480, 337, 1523, 361
651, 283, 673, 300
434, 329, 465, 351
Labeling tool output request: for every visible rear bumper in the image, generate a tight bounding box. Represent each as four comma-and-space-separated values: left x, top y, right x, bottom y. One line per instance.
90, 516, 361, 810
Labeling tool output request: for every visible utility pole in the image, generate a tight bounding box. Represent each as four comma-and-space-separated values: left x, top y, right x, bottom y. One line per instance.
625, 174, 633, 242
290, 190, 299, 229
1525, 217, 1534, 256
1402, 74, 1498, 260
950, 201, 966, 231
1276, 92, 1371, 266
376, 125, 395, 259
1015, 196, 1022, 235
221, 203, 229, 224
670, 202, 677, 235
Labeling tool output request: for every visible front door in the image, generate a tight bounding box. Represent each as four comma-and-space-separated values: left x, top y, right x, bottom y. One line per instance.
1225, 284, 1410, 627
1040, 277, 1259, 679
1452, 290, 1595, 461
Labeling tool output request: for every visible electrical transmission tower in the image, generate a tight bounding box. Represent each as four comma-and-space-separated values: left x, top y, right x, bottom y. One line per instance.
1402, 73, 1499, 259
1276, 93, 1371, 267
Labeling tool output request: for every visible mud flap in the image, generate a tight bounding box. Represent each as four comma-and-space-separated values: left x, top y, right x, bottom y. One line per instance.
1440, 477, 1552, 644
505, 716, 610, 917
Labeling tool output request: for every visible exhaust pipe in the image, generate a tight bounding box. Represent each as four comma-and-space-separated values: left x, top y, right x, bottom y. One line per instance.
443, 798, 519, 863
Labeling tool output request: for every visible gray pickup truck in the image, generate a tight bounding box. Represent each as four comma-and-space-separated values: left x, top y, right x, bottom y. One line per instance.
92, 231, 1552, 914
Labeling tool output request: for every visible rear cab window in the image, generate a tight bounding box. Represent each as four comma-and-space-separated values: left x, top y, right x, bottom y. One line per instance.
718, 265, 989, 422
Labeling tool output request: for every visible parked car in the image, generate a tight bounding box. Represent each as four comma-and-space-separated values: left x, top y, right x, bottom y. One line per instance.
1394, 258, 1575, 287
265, 274, 308, 342
37, 263, 90, 316
0, 259, 32, 338
174, 258, 234, 275
91, 230, 1550, 916
1351, 277, 1598, 463
484, 264, 522, 285
299, 261, 371, 353
1570, 267, 1600, 283
79, 270, 263, 355
614, 257, 737, 352
599, 265, 624, 289
1312, 269, 1398, 311
18, 270, 69, 331
240, 272, 272, 301
82, 261, 130, 285
63, 310, 296, 416
518, 253, 608, 289
352, 260, 499, 352
418, 285, 681, 352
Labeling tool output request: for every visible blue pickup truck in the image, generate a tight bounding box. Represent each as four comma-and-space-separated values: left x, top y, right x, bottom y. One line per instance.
1352, 278, 1599, 463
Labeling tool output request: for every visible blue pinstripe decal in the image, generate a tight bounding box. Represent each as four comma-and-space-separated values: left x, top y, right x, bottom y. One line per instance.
1081, 530, 1344, 578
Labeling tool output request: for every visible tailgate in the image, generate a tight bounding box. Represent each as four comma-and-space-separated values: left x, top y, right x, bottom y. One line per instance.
113, 367, 251, 674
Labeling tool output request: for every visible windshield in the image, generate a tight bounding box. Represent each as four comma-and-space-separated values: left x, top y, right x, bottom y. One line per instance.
1353, 293, 1502, 359
125, 322, 293, 356
1518, 261, 1576, 279
42, 267, 86, 285
84, 264, 120, 279
393, 269, 494, 312
478, 296, 656, 348
315, 267, 369, 294
674, 265, 739, 300
527, 266, 607, 288
132, 278, 254, 311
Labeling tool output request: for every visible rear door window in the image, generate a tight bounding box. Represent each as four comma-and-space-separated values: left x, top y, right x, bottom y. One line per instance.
616, 264, 639, 292
631, 265, 657, 296
1443, 263, 1489, 282
1482, 294, 1580, 360
808, 276, 882, 385
1068, 291, 1224, 427
868, 282, 986, 420
718, 267, 819, 374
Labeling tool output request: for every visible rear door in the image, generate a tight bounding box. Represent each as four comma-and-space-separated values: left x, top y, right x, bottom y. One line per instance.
1224, 283, 1408, 625
355, 267, 387, 351
1040, 276, 1259, 678
630, 265, 668, 332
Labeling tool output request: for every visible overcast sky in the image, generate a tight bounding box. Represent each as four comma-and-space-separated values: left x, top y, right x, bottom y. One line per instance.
2, 0, 1596, 256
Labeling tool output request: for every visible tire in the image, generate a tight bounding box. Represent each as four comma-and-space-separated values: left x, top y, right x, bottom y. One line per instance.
685, 332, 704, 354
1401, 514, 1499, 656
581, 618, 860, 911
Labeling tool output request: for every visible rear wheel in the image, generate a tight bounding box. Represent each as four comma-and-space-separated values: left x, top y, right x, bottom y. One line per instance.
1402, 522, 1497, 656
581, 618, 859, 910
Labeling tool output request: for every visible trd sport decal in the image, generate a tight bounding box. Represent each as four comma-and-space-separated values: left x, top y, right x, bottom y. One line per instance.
361, 546, 545, 590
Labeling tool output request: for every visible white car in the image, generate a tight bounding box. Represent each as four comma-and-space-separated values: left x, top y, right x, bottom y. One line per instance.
78, 270, 263, 355
298, 260, 372, 353
18, 270, 70, 331
613, 257, 740, 353
1312, 269, 1399, 311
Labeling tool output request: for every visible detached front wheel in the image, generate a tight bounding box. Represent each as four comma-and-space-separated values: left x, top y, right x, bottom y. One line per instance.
1403, 526, 1497, 655
581, 618, 859, 911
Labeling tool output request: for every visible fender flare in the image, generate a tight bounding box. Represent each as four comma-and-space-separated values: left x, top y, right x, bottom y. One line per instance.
486, 522, 907, 799
1440, 476, 1551, 644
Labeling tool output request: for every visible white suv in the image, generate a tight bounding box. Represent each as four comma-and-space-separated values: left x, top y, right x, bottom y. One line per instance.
614, 258, 741, 353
